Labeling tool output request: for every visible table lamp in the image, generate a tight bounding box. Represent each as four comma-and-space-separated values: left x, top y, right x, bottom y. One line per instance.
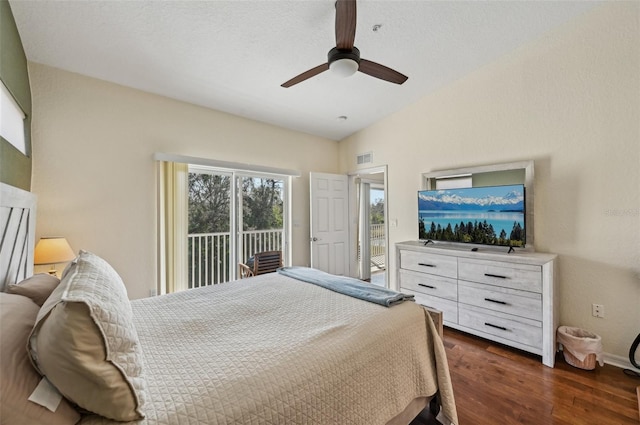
34, 237, 76, 276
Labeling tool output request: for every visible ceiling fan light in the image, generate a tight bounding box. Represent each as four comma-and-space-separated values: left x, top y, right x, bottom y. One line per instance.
329, 58, 359, 77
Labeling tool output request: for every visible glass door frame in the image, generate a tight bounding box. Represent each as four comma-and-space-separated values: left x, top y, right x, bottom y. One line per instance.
235, 171, 290, 279
188, 165, 290, 283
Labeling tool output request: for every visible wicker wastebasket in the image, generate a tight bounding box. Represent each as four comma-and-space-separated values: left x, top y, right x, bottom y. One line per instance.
557, 326, 602, 370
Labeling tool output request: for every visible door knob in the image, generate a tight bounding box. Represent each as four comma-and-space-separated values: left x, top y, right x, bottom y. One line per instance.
311, 237, 318, 242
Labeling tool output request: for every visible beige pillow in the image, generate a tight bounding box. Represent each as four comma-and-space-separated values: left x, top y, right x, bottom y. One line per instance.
0, 293, 80, 425
29, 250, 147, 421
6, 273, 60, 306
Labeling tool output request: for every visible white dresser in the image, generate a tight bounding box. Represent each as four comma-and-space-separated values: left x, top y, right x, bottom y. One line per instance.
396, 241, 558, 367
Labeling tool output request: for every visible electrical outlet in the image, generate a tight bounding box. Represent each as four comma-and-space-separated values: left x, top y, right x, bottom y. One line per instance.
592, 304, 605, 318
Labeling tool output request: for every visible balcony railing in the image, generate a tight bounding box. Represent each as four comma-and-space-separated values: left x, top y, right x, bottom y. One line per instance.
370, 223, 386, 271
188, 225, 385, 288
187, 229, 283, 288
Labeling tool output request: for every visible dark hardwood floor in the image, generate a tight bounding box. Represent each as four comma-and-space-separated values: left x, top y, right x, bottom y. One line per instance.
414, 327, 640, 425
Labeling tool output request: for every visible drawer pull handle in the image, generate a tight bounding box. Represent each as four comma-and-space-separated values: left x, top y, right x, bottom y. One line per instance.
484, 273, 507, 279
484, 298, 507, 305
485, 322, 508, 331
418, 263, 435, 268
418, 284, 435, 289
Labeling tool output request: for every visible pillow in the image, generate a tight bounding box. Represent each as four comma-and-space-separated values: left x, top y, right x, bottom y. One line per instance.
29, 250, 147, 421
6, 273, 60, 306
0, 292, 80, 425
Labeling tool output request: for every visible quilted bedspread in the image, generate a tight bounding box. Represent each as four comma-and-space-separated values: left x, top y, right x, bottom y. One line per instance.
80, 273, 457, 425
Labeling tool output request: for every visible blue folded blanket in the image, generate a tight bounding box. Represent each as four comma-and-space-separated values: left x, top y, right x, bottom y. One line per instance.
277, 266, 414, 307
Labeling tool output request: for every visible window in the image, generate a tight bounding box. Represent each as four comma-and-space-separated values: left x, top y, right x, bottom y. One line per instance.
0, 80, 26, 155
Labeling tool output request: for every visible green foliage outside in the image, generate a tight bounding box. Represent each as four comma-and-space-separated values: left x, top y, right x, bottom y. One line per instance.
241, 178, 283, 230
187, 172, 284, 287
370, 198, 384, 225
188, 173, 230, 233
188, 173, 284, 233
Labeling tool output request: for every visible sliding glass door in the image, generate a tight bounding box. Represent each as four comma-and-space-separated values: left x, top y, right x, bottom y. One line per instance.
238, 175, 285, 265
187, 166, 288, 287
188, 168, 232, 287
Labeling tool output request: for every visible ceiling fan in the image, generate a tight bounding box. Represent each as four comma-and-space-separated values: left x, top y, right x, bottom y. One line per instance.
281, 0, 408, 88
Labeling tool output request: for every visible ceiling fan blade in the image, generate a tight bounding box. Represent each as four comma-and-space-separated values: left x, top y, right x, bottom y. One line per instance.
335, 0, 357, 49
358, 59, 408, 85
281, 63, 330, 88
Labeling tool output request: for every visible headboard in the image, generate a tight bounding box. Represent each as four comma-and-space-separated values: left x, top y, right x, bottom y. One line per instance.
0, 182, 37, 291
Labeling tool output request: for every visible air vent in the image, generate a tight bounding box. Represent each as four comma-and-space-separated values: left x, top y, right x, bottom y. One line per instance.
356, 152, 373, 165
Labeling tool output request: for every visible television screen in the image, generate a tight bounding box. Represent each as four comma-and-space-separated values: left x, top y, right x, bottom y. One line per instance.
418, 184, 525, 247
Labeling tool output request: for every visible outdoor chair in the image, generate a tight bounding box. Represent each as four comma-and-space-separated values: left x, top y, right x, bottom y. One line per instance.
238, 250, 283, 278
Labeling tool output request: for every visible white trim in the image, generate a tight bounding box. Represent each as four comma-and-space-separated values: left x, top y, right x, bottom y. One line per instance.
154, 153, 301, 177
603, 352, 638, 371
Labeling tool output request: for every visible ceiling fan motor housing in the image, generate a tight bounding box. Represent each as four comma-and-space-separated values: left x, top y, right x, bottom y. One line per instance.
328, 46, 361, 65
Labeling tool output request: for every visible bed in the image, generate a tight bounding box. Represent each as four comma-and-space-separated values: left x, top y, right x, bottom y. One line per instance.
0, 182, 458, 425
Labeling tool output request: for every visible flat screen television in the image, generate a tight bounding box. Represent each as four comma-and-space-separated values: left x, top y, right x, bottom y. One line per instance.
418, 184, 525, 248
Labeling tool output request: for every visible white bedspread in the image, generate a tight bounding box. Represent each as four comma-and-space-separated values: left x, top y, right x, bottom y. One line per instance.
80, 273, 457, 425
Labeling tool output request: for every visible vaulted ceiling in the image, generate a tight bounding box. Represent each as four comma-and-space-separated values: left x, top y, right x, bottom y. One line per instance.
10, 0, 599, 140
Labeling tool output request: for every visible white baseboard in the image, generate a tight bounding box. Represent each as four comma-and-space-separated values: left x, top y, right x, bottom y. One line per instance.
559, 348, 638, 371
603, 351, 638, 371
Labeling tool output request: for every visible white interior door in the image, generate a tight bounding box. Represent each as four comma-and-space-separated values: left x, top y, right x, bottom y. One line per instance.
310, 172, 349, 275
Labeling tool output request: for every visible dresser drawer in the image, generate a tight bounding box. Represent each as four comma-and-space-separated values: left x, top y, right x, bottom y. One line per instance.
458, 280, 541, 321
458, 305, 542, 348
400, 250, 457, 279
400, 269, 458, 301
404, 290, 458, 325
458, 258, 541, 292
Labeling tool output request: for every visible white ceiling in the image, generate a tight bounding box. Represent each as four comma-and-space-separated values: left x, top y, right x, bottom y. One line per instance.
10, 0, 599, 141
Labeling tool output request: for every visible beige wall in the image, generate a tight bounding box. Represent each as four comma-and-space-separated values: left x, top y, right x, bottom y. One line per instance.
339, 2, 639, 360
29, 63, 338, 300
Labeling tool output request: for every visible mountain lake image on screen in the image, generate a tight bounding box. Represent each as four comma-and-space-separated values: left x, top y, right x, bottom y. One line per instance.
418, 184, 525, 247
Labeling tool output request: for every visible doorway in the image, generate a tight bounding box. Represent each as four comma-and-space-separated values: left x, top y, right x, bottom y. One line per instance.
348, 166, 388, 288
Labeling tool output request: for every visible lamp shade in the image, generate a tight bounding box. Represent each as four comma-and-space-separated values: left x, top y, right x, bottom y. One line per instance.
34, 237, 76, 265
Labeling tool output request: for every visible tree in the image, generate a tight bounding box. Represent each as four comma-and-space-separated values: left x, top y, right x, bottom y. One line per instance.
242, 178, 283, 230
370, 198, 385, 224
188, 173, 230, 233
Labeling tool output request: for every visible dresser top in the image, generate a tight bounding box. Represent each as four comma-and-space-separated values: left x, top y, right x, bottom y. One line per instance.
396, 240, 557, 265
